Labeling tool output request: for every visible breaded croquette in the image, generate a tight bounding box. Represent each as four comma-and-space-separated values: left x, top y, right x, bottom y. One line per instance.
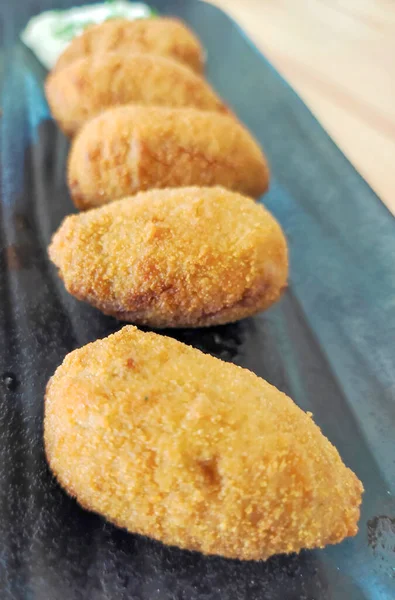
48, 187, 288, 328
44, 326, 363, 561
46, 53, 227, 137
54, 18, 204, 73
68, 106, 269, 209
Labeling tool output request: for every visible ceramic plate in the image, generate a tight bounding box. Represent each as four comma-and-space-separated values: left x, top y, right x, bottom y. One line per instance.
0, 1, 394, 598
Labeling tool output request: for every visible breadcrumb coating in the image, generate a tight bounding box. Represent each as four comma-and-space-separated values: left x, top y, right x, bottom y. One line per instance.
48, 187, 288, 327
54, 17, 204, 73
68, 106, 269, 209
46, 53, 227, 137
44, 326, 363, 561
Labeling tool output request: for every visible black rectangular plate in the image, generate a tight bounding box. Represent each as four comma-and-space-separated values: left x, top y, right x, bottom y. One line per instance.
0, 1, 394, 598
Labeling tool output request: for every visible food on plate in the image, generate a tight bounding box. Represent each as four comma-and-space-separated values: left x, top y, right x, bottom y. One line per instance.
54, 17, 204, 73
46, 52, 228, 136
68, 106, 269, 209
48, 187, 287, 327
44, 325, 363, 561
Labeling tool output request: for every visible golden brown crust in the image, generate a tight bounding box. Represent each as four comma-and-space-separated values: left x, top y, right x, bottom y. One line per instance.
54, 18, 204, 73
48, 187, 288, 328
44, 326, 363, 561
67, 106, 269, 209
46, 53, 227, 137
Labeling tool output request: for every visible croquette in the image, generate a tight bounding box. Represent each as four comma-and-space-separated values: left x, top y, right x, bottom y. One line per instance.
54, 18, 204, 73
68, 106, 269, 209
46, 53, 227, 137
48, 187, 288, 328
44, 325, 363, 561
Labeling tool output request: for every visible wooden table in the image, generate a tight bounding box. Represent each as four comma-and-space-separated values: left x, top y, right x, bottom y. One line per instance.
207, 0, 395, 214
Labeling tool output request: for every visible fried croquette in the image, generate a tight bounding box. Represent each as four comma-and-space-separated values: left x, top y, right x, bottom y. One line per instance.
54, 18, 204, 73
68, 106, 269, 209
48, 187, 288, 328
46, 53, 227, 137
44, 325, 363, 561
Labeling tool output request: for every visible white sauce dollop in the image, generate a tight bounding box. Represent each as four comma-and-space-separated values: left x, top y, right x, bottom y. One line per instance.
21, 1, 155, 70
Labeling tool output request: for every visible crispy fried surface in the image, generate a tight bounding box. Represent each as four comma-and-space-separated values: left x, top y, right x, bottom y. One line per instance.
45, 326, 363, 561
46, 53, 227, 137
68, 106, 269, 209
48, 187, 288, 327
54, 18, 204, 73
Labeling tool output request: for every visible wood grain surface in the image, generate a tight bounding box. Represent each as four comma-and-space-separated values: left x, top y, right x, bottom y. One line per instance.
207, 0, 395, 214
